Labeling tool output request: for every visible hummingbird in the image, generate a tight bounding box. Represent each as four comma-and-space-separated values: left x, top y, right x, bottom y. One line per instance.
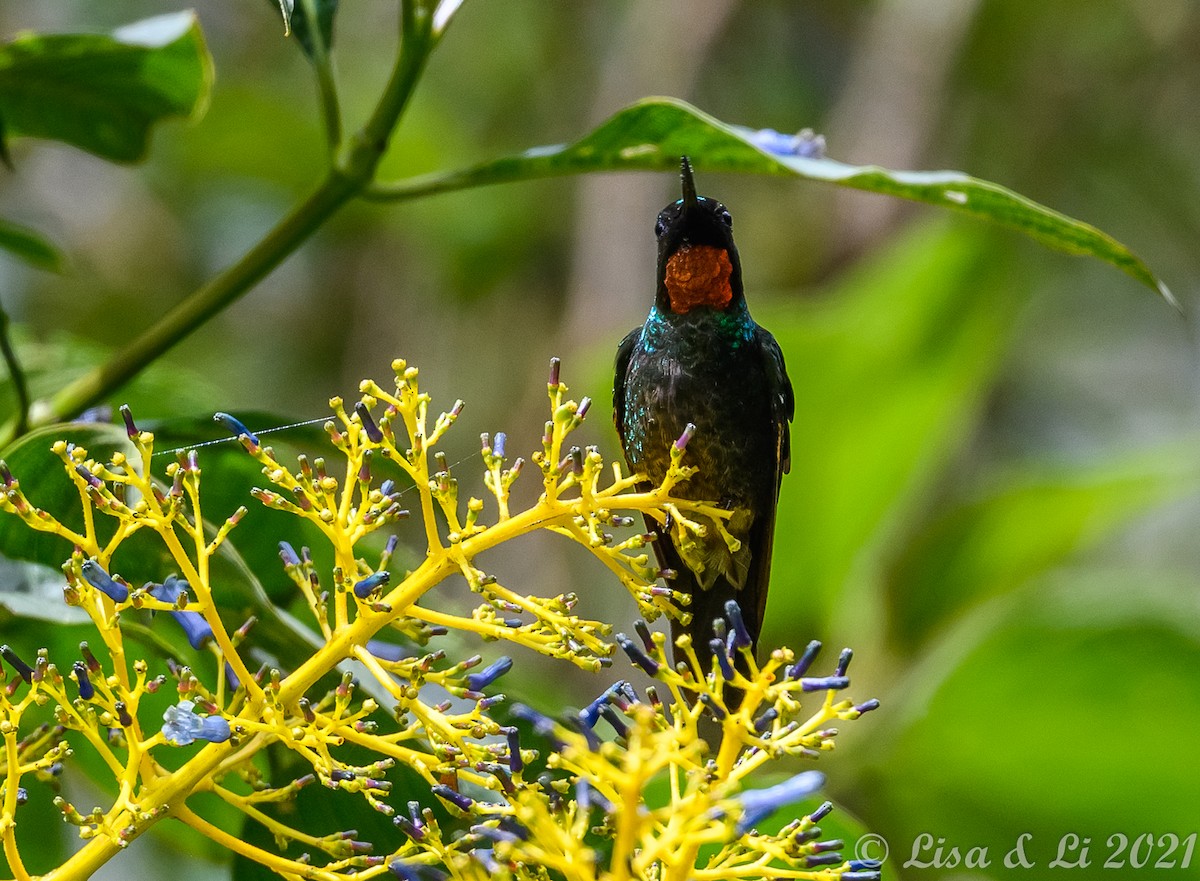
614, 157, 794, 669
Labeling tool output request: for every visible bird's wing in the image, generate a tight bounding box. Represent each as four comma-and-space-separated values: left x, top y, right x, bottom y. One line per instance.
746, 326, 795, 640
759, 326, 794, 475
612, 327, 640, 441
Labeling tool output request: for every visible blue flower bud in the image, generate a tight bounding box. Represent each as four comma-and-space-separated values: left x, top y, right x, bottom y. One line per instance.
735, 771, 825, 835
149, 576, 213, 649
1, 645, 33, 684
504, 727, 523, 773
724, 600, 752, 649
805, 852, 842, 868
616, 633, 659, 676
787, 640, 822, 679
354, 571, 390, 599
73, 661, 94, 699
710, 639, 735, 680
800, 676, 849, 693
355, 402, 384, 443
808, 800, 833, 822
835, 647, 853, 677
466, 656, 512, 692
213, 412, 259, 446
80, 560, 128, 602
431, 784, 473, 812
278, 541, 301, 567
753, 707, 778, 733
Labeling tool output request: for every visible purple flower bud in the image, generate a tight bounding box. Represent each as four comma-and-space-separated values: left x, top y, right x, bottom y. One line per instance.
431, 784, 473, 812
853, 698, 880, 716
213, 412, 259, 446
354, 571, 390, 599
710, 639, 734, 680
278, 542, 301, 568
73, 661, 94, 699
812, 838, 844, 854
576, 397, 591, 419
800, 676, 849, 693
848, 859, 883, 872
392, 817, 424, 841
633, 620, 654, 652
787, 640, 822, 679
599, 704, 628, 739
724, 600, 752, 649
808, 800, 833, 823
735, 771, 825, 835
1, 646, 33, 683
548, 357, 561, 387
119, 404, 139, 439
80, 560, 128, 602
699, 693, 726, 720
835, 647, 853, 677
579, 683, 620, 729
616, 633, 659, 676
15, 787, 27, 805
0, 460, 12, 486
674, 422, 696, 451
162, 700, 231, 745
466, 656, 512, 692
504, 727, 523, 773
805, 853, 842, 868
355, 402, 384, 443
492, 432, 506, 458
149, 576, 213, 650
753, 708, 778, 733
74, 464, 103, 489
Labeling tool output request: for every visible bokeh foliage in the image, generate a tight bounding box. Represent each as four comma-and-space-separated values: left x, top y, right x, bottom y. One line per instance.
1, 2, 1197, 879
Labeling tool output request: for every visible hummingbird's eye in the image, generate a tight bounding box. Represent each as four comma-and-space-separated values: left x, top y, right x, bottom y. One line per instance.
654, 218, 667, 237
719, 209, 732, 228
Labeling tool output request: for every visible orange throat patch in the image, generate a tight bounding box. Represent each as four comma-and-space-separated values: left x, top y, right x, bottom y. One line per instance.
664, 245, 733, 314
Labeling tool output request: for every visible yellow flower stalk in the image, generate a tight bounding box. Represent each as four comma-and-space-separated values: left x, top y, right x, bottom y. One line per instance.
0, 359, 878, 881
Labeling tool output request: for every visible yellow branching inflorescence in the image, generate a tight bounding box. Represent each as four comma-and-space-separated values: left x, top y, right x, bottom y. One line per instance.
0, 359, 879, 881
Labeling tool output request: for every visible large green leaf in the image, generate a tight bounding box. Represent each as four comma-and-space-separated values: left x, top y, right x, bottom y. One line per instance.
847, 572, 1200, 880
886, 447, 1200, 651
757, 222, 1026, 640
372, 98, 1173, 304
0, 11, 213, 163
0, 217, 64, 272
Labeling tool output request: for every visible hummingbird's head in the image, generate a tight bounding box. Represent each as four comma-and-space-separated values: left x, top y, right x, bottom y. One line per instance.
654, 156, 744, 314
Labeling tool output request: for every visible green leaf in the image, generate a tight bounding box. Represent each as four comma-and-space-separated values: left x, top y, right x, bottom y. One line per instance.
0, 555, 90, 625
886, 447, 1200, 651
851, 573, 1200, 880
0, 11, 213, 163
376, 98, 1173, 303
0, 217, 65, 272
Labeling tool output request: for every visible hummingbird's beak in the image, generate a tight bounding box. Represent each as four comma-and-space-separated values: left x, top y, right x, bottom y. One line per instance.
680, 156, 699, 211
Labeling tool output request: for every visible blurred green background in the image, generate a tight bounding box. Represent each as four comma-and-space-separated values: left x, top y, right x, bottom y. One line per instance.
1, 2, 1199, 879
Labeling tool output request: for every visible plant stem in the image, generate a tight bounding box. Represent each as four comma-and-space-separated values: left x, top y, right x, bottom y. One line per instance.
23, 5, 437, 438
0, 298, 29, 437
